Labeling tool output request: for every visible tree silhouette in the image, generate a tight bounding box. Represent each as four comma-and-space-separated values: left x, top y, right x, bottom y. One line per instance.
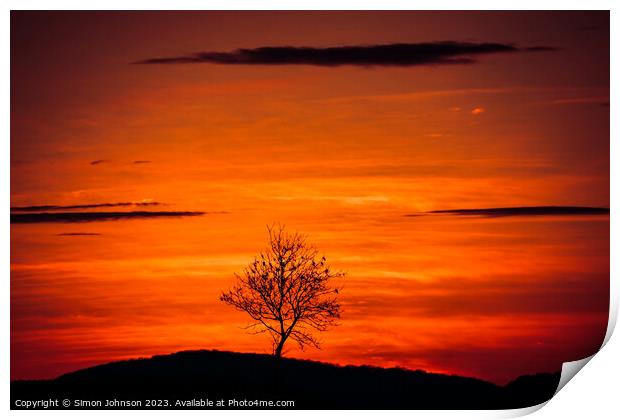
220, 225, 343, 358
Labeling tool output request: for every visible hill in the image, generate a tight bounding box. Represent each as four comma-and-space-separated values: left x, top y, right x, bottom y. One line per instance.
11, 349, 560, 409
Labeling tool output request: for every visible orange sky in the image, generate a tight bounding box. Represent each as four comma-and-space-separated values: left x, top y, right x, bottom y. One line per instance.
10, 11, 609, 384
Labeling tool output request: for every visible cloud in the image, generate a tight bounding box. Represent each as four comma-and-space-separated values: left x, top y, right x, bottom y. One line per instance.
11, 202, 162, 212
524, 46, 559, 52
135, 41, 555, 67
56, 232, 102, 236
90, 160, 109, 165
11, 211, 205, 224
411, 206, 610, 218
470, 107, 485, 115
550, 96, 610, 106
133, 160, 152, 164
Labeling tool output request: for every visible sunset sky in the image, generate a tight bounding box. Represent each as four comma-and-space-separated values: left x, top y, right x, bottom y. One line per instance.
10, 11, 609, 384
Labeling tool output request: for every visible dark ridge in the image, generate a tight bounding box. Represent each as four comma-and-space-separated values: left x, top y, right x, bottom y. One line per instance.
11, 211, 205, 224
11, 202, 161, 212
133, 160, 152, 164
414, 206, 609, 218
89, 160, 108, 165
135, 41, 554, 67
11, 349, 560, 410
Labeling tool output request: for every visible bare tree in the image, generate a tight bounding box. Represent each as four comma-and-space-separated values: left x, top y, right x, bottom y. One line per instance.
220, 225, 343, 358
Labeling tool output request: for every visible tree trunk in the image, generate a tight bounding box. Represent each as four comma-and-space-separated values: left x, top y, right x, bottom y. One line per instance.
272, 336, 286, 393
274, 336, 286, 358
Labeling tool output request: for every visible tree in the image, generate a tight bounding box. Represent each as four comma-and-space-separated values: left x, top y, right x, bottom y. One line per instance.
220, 225, 343, 358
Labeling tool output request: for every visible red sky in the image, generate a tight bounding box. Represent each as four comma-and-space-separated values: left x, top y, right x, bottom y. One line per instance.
10, 11, 609, 384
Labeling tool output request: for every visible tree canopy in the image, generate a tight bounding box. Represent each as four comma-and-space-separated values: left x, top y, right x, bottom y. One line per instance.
220, 225, 343, 357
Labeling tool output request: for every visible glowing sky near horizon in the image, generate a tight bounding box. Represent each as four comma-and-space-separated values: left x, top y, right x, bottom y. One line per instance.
11, 11, 609, 384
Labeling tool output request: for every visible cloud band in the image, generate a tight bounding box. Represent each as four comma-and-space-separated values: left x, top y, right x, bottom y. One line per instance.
418, 206, 610, 218
11, 211, 205, 224
136, 41, 554, 67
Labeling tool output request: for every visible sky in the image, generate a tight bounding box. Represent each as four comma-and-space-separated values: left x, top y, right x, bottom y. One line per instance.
10, 11, 609, 384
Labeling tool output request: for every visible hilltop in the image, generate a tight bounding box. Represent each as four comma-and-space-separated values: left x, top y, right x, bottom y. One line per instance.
11, 349, 560, 409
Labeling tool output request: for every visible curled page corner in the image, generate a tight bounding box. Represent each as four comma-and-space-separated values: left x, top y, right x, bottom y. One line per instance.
551, 302, 615, 397
495, 401, 548, 418
496, 354, 597, 419
555, 355, 595, 395
602, 283, 618, 348
512, 302, 618, 417
499, 305, 616, 419
550, 281, 619, 397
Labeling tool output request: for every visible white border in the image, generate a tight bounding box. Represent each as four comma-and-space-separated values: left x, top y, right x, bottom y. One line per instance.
3, 1, 616, 419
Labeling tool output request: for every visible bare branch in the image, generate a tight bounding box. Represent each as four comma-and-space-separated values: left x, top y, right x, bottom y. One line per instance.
220, 224, 343, 357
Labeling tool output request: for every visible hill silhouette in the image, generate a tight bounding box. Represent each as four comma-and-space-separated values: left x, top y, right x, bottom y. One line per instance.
11, 349, 560, 409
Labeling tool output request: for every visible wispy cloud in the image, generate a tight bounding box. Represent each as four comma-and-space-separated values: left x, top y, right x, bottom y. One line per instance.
11, 202, 162, 212
550, 96, 610, 106
11, 211, 205, 224
56, 232, 102, 236
524, 46, 558, 52
133, 160, 152, 164
136, 41, 556, 67
409, 206, 610, 218
89, 159, 109, 165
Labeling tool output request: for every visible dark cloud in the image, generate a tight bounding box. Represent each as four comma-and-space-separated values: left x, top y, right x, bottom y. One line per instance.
90, 159, 108, 165
133, 160, 152, 164
413, 206, 610, 218
11, 211, 205, 224
57, 232, 102, 236
524, 46, 559, 52
11, 202, 161, 212
135, 41, 555, 67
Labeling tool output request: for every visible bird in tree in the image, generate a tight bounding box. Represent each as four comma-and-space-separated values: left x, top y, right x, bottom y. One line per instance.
220, 225, 343, 358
